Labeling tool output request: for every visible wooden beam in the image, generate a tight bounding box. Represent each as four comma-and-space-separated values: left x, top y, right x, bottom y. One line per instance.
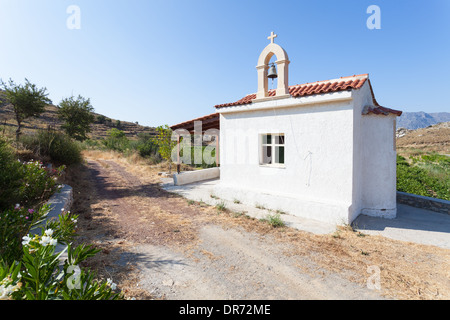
215, 134, 219, 167
177, 134, 180, 174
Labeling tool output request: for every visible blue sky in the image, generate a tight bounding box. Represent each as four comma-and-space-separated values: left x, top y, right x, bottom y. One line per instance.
0, 0, 449, 127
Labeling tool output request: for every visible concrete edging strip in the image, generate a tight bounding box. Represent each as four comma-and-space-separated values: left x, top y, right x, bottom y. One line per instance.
396, 191, 449, 215
30, 184, 73, 256
173, 167, 220, 186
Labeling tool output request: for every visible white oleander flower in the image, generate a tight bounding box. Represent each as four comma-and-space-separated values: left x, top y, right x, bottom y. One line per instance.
106, 278, 117, 290
22, 235, 31, 246
0, 281, 21, 300
0, 285, 11, 300
39, 231, 58, 247
40, 236, 51, 246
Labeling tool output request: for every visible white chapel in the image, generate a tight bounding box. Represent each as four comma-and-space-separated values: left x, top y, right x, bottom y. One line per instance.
213, 32, 402, 224
171, 32, 402, 225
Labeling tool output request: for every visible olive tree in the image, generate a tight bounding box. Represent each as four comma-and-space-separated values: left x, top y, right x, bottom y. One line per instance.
153, 125, 177, 173
57, 95, 95, 141
0, 79, 51, 139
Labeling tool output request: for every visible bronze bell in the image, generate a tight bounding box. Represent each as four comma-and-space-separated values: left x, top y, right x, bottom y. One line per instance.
267, 64, 278, 79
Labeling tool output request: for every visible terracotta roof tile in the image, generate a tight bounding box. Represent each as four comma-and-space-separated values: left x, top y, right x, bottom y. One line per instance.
170, 112, 220, 132
214, 74, 402, 116
364, 78, 402, 116
363, 105, 403, 116
215, 74, 369, 108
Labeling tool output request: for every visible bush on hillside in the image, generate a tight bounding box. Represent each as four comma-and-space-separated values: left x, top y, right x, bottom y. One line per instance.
18, 160, 64, 207
0, 137, 24, 209
134, 133, 160, 159
1, 137, 65, 211
0, 204, 50, 265
20, 130, 82, 165
57, 95, 95, 142
0, 137, 122, 300
179, 145, 216, 169
397, 155, 449, 200
102, 128, 129, 152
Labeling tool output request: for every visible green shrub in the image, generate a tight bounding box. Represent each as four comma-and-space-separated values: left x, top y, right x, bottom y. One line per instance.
0, 131, 119, 300
179, 145, 216, 168
215, 201, 227, 212
20, 130, 82, 165
396, 155, 409, 166
0, 204, 50, 265
18, 160, 64, 206
0, 137, 64, 211
397, 154, 449, 200
79, 138, 102, 150
102, 128, 129, 152
96, 115, 106, 124
260, 213, 285, 228
0, 212, 123, 300
101, 130, 162, 163
57, 95, 95, 142
135, 133, 159, 158
0, 137, 24, 209
411, 153, 450, 168
193, 146, 216, 168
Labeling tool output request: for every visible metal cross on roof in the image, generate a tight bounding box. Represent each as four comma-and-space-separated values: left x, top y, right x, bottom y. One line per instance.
267, 31, 277, 44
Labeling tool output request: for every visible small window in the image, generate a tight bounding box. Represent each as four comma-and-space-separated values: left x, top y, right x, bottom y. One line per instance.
260, 133, 285, 166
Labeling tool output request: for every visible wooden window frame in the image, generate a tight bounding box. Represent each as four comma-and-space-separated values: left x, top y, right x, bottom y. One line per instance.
259, 133, 285, 168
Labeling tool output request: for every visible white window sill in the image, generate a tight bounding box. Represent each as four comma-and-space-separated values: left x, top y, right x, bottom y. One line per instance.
259, 164, 286, 169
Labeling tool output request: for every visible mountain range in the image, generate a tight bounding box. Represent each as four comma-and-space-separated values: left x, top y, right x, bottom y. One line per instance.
396, 112, 450, 130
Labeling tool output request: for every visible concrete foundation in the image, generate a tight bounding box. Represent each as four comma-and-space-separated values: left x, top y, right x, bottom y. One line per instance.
173, 167, 220, 186
213, 183, 351, 225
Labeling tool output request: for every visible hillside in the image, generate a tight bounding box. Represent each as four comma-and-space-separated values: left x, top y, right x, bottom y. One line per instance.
396, 121, 450, 155
0, 102, 156, 140
2, 95, 448, 155
397, 111, 450, 130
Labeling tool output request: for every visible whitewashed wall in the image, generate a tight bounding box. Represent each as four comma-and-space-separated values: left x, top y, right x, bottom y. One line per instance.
352, 82, 397, 221
360, 114, 397, 218
215, 82, 398, 224
215, 97, 356, 224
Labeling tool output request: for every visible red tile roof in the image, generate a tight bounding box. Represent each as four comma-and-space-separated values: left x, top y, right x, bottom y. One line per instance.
365, 78, 403, 116
363, 105, 402, 116
214, 74, 368, 108
214, 74, 402, 116
170, 112, 219, 133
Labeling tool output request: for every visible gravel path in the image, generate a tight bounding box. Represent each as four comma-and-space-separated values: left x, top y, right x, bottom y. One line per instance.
134, 225, 383, 299
80, 159, 387, 300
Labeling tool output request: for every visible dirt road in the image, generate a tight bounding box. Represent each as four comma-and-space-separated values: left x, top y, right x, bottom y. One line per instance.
67, 155, 450, 300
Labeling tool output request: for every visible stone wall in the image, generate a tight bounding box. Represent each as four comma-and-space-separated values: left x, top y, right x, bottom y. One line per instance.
397, 191, 449, 215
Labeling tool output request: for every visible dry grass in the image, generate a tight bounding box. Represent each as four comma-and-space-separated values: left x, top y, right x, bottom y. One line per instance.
5, 95, 447, 299
82, 149, 192, 178
64, 161, 155, 299
397, 122, 450, 155
63, 152, 204, 299
66, 150, 450, 300
278, 226, 449, 300
202, 209, 450, 300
